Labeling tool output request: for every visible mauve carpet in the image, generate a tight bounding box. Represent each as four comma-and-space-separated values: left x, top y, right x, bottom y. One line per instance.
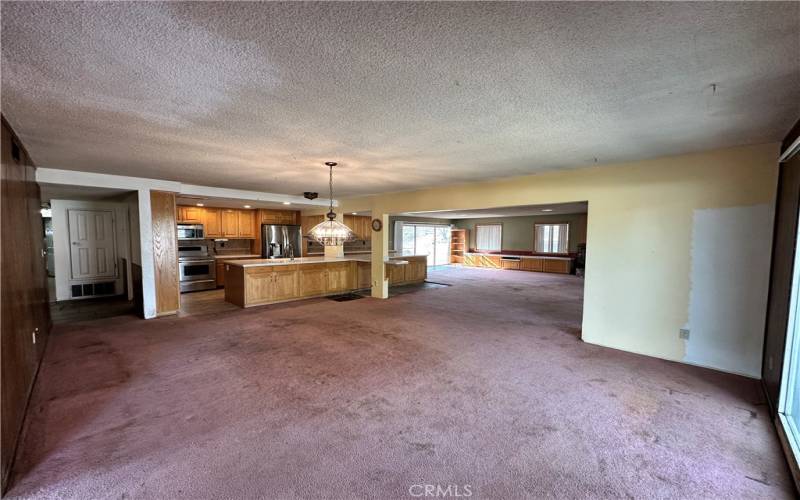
7, 267, 794, 499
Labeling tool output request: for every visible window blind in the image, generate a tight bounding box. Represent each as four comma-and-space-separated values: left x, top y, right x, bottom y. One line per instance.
476, 224, 502, 251
535, 223, 569, 253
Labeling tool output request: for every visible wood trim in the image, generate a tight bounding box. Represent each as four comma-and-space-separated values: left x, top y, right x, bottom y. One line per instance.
150, 191, 180, 315
782, 118, 800, 161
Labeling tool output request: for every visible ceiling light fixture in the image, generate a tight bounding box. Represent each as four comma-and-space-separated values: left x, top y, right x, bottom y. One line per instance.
283, 201, 291, 205
307, 162, 357, 246
244, 205, 251, 208
196, 203, 204, 207
541, 208, 553, 212
351, 212, 357, 215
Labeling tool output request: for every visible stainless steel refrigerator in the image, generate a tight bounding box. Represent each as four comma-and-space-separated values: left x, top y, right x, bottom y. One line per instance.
261, 224, 302, 259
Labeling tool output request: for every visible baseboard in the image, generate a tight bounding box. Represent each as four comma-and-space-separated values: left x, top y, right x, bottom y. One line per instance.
582, 338, 761, 379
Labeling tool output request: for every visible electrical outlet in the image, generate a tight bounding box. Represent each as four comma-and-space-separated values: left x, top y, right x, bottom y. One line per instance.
679, 328, 690, 340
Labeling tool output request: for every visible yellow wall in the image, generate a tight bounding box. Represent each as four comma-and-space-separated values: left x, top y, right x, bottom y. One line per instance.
344, 143, 779, 377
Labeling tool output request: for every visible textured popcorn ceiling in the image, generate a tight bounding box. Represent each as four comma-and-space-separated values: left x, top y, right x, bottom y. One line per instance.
2, 2, 798, 197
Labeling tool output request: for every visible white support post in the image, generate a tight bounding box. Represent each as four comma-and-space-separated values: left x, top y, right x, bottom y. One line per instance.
137, 188, 158, 319
371, 213, 390, 299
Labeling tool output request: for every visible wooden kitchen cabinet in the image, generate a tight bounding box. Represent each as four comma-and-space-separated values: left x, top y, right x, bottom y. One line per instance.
520, 257, 544, 272
178, 206, 204, 223
480, 255, 501, 269
243, 265, 299, 305
204, 208, 222, 237
344, 214, 371, 240
327, 262, 354, 292
221, 209, 239, 237
271, 267, 299, 301
405, 259, 427, 282
298, 264, 328, 297
501, 259, 520, 270
387, 263, 407, 285
300, 215, 325, 237
216, 262, 225, 287
260, 209, 297, 225
238, 210, 256, 238
357, 261, 371, 289
544, 258, 572, 274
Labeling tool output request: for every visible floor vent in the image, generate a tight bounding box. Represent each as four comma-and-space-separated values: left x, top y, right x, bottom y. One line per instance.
327, 293, 364, 302
71, 282, 116, 298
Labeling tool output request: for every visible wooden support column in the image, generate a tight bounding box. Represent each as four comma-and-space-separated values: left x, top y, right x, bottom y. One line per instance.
150, 191, 179, 316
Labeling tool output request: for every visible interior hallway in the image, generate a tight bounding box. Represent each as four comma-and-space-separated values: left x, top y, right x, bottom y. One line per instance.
7, 267, 793, 498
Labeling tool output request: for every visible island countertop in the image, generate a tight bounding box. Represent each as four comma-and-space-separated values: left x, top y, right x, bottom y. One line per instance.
224, 253, 427, 268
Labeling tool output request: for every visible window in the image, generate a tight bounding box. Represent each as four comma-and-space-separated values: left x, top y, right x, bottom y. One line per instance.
476, 224, 502, 252
535, 223, 569, 254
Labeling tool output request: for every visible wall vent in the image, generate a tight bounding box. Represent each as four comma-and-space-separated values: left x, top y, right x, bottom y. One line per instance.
71, 282, 116, 298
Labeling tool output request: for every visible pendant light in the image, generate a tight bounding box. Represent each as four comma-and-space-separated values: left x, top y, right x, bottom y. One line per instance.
307, 162, 357, 246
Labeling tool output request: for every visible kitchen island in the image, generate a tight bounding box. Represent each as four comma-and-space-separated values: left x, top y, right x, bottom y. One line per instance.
224, 254, 427, 308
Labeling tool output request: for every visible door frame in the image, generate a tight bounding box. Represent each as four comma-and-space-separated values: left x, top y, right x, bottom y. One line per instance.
51, 199, 132, 301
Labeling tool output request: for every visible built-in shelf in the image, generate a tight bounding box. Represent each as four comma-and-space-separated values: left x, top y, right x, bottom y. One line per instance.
450, 228, 467, 264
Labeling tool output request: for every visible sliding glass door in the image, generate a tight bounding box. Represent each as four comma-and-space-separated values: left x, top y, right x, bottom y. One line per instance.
779, 220, 800, 458
402, 223, 451, 266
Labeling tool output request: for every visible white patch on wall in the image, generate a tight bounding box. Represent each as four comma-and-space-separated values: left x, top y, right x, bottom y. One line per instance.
684, 204, 773, 378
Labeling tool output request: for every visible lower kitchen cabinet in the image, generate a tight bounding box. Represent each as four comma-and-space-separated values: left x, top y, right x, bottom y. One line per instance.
327, 262, 353, 292
216, 262, 225, 287
243, 265, 299, 306
544, 258, 572, 274
464, 254, 572, 274
520, 258, 543, 272
356, 262, 371, 289
298, 264, 329, 297
501, 259, 520, 270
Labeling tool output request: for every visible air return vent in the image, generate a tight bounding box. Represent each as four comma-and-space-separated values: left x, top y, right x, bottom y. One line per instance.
71, 282, 115, 298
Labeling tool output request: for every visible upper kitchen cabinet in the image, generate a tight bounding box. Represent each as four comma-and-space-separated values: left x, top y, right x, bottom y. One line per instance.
344, 215, 371, 240
260, 209, 297, 225
238, 210, 256, 238
178, 206, 204, 223
221, 209, 240, 238
203, 208, 222, 238
300, 215, 325, 238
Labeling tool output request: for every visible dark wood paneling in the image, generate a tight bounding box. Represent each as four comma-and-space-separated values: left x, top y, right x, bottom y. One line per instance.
1, 116, 51, 492
131, 263, 144, 318
150, 191, 180, 315
763, 154, 800, 414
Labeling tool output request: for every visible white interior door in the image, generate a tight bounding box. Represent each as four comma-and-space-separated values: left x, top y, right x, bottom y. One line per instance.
68, 209, 117, 279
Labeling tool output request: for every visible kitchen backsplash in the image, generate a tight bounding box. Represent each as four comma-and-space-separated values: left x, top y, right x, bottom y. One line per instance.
306, 239, 371, 254
212, 239, 254, 256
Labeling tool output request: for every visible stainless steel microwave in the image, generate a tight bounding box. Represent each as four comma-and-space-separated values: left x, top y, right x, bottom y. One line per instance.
177, 224, 204, 240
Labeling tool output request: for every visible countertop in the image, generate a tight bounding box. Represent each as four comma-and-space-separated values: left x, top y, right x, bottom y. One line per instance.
464, 252, 573, 261
225, 253, 427, 268
214, 254, 261, 260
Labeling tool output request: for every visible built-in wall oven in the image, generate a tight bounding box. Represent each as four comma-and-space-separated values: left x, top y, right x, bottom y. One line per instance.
178, 243, 216, 292
177, 224, 204, 240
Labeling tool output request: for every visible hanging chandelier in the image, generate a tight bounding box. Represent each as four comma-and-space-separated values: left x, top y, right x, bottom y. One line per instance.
306, 162, 357, 246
